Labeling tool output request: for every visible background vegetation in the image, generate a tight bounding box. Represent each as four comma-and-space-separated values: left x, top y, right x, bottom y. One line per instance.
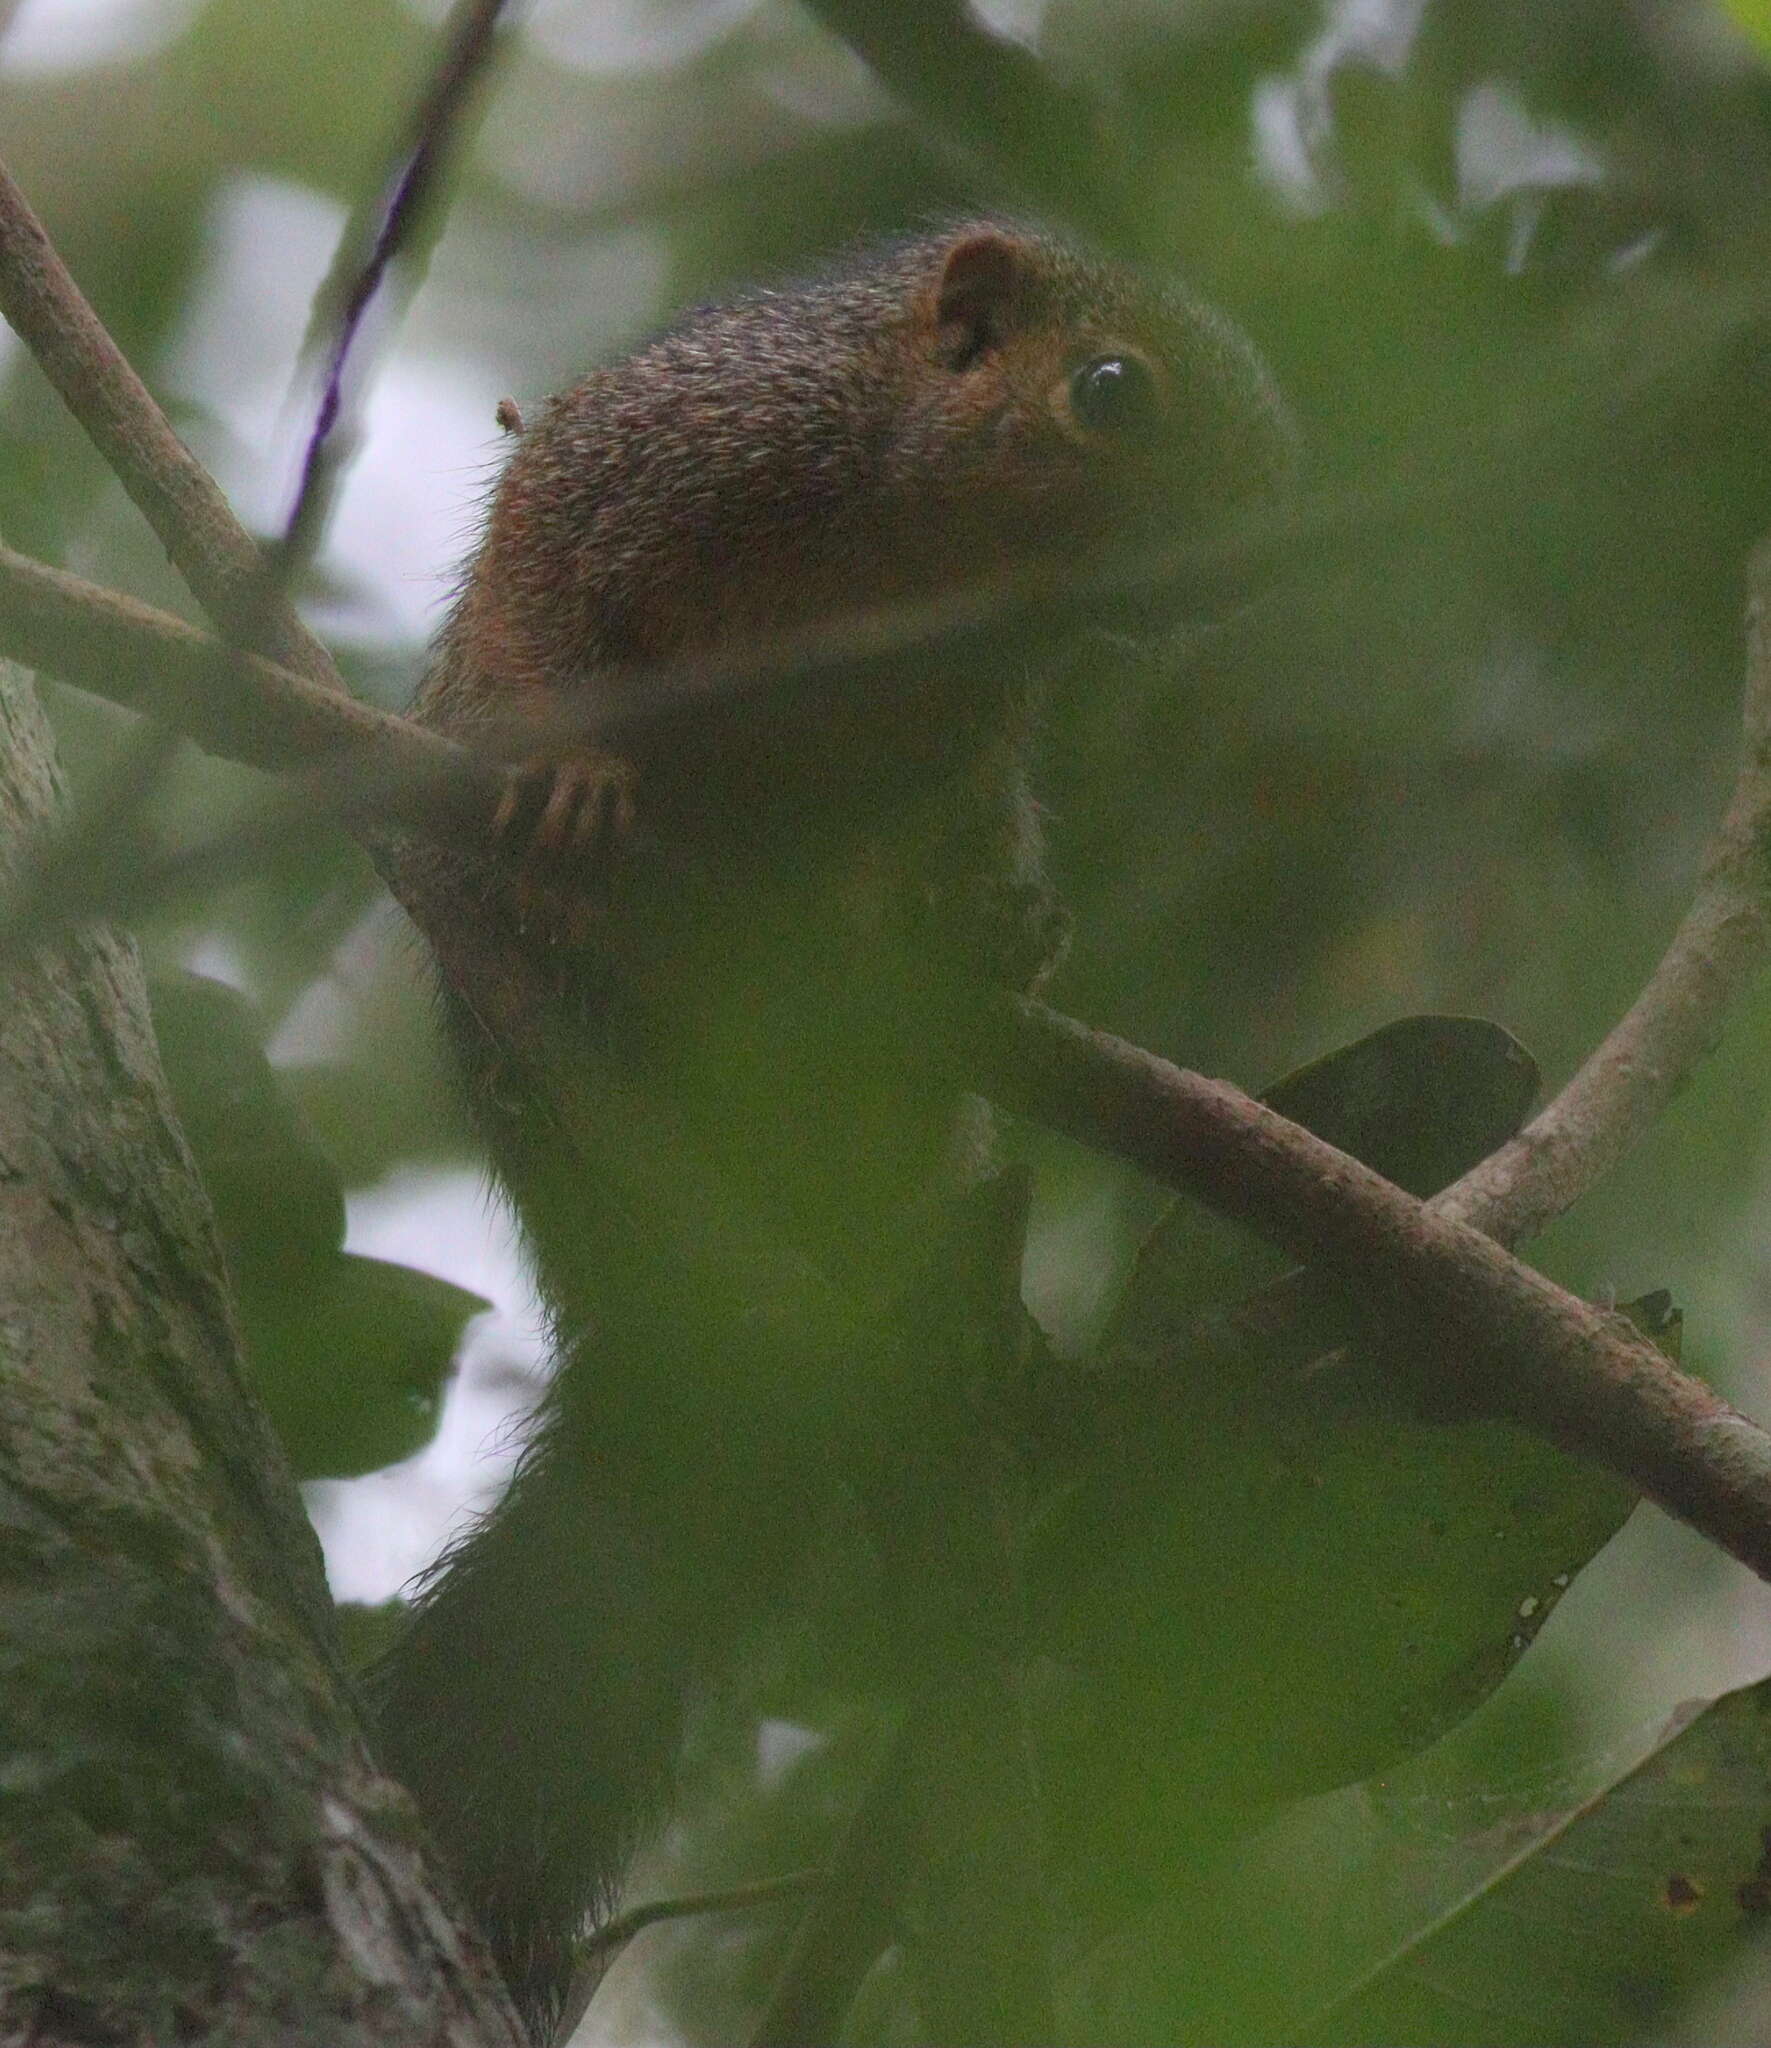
10, 0, 1771, 2040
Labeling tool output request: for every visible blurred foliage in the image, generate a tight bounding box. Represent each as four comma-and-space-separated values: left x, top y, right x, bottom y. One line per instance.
1072, 1667, 1771, 2045
1037, 1015, 1635, 1927
150, 971, 484, 1475
10, 0, 1771, 2041
1725, 0, 1771, 55
1295, 1674, 1771, 2047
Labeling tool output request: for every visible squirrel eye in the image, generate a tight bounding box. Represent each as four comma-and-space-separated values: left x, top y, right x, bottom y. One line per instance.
1067, 353, 1157, 435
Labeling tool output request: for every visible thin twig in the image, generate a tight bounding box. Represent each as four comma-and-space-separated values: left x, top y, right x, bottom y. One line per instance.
587, 1869, 824, 1960
1432, 536, 1771, 1248
275, 0, 516, 588
751, 1732, 915, 2048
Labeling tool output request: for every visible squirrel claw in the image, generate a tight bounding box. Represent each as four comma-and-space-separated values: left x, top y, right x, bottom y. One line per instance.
494, 751, 637, 864
493, 751, 638, 939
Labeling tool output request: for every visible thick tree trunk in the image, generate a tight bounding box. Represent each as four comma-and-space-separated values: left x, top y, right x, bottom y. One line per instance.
0, 662, 521, 2046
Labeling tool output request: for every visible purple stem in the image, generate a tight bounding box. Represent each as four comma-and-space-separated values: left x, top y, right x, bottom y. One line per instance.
273, 0, 515, 580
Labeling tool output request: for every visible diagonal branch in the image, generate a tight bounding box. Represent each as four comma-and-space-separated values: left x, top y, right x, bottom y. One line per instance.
1433, 536, 1771, 1248
6, 532, 1771, 1580
278, 0, 516, 586
800, 0, 1122, 232
0, 544, 497, 835
981, 997, 1771, 1581
0, 158, 339, 685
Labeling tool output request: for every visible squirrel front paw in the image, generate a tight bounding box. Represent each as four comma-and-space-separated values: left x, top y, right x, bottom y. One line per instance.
494, 747, 637, 862
492, 748, 637, 940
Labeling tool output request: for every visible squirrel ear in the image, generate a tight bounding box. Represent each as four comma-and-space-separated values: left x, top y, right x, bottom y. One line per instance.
934, 230, 1033, 369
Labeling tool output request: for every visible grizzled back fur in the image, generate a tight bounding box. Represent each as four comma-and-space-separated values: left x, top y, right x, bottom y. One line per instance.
419, 221, 1294, 739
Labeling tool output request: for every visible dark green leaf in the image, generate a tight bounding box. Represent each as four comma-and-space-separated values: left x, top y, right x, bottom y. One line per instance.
149, 972, 344, 1274
151, 973, 482, 1477
1108, 1013, 1540, 1351
1293, 1677, 1771, 2047
1035, 1015, 1633, 1919
238, 1252, 486, 1480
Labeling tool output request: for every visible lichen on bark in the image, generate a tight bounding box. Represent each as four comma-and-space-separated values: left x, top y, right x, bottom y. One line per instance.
0, 662, 520, 2046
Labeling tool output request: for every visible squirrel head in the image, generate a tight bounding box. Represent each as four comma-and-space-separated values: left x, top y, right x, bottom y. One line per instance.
462, 221, 1295, 683
891, 223, 1296, 578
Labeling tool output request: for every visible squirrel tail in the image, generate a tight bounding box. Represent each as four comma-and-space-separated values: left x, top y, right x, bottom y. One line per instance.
371, 1364, 801, 2038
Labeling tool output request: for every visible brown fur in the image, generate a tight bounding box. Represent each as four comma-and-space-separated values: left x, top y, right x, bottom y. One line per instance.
418, 221, 1289, 725
375, 222, 1293, 2038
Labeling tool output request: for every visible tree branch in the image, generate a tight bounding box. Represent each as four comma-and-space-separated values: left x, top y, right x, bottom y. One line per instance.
1433, 536, 1771, 1248
6, 534, 1771, 1583
0, 156, 340, 685
981, 997, 1771, 1580
0, 544, 497, 835
800, 0, 1123, 233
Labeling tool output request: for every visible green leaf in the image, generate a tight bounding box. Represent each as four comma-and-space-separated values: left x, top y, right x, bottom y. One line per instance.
1070, 1671, 1771, 2046
150, 973, 483, 1478
1720, 2, 1771, 58
237, 1252, 486, 1480
1107, 1013, 1540, 1350
1262, 1014, 1543, 1197
1034, 1016, 1635, 1916
150, 971, 344, 1273
1293, 1677, 1771, 2046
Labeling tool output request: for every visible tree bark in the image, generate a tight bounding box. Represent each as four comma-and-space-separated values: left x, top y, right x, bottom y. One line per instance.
0, 661, 521, 2046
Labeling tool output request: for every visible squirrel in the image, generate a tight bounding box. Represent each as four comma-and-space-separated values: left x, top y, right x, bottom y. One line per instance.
371, 221, 1294, 2038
